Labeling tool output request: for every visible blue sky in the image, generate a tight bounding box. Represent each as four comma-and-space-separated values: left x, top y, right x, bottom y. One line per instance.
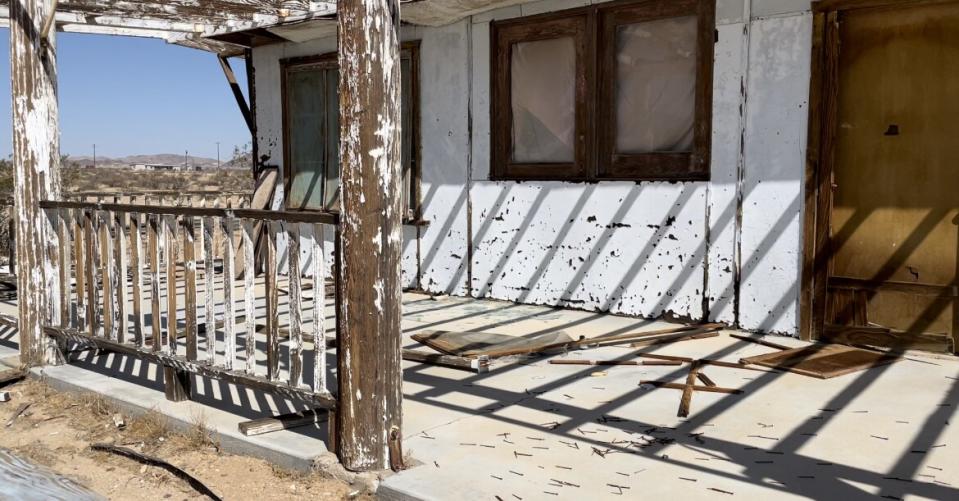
0, 29, 251, 160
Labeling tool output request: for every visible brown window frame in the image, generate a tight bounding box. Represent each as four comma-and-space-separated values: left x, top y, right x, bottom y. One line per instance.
490, 0, 714, 182
280, 41, 422, 220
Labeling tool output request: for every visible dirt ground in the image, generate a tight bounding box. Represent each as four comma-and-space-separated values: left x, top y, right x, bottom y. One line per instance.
0, 379, 359, 500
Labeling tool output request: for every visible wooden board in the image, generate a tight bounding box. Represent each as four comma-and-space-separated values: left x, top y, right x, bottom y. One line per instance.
740, 343, 899, 379
412, 330, 573, 358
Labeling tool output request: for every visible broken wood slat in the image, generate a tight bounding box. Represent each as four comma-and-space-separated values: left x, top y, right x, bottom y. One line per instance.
130, 213, 145, 347
73, 209, 87, 331
221, 218, 237, 370
628, 353, 778, 373
740, 343, 899, 379
149, 214, 162, 352
238, 409, 327, 437
411, 330, 574, 358
287, 222, 303, 388
696, 372, 717, 387
265, 221, 280, 382
679, 361, 703, 418
165, 215, 179, 355
402, 350, 490, 372
183, 217, 198, 361
99, 211, 116, 340
203, 217, 216, 364
627, 330, 719, 348
640, 381, 744, 395
549, 359, 683, 366
5, 402, 32, 428
581, 323, 724, 348
242, 220, 257, 375
114, 211, 129, 343
312, 225, 327, 393
729, 333, 791, 351
56, 209, 70, 327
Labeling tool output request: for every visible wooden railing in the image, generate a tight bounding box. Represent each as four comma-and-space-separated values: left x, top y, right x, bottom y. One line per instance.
38, 200, 339, 408
63, 190, 252, 209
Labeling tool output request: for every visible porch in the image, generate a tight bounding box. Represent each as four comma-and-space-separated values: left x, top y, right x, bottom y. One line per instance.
1, 279, 957, 499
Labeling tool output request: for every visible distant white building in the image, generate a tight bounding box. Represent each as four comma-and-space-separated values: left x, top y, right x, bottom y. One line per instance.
131, 163, 179, 171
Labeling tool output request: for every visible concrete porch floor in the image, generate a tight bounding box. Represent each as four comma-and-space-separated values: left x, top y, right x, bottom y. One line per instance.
0, 284, 957, 500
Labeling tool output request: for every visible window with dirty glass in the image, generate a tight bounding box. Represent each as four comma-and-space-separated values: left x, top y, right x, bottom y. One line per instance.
491, 0, 713, 181
283, 48, 419, 217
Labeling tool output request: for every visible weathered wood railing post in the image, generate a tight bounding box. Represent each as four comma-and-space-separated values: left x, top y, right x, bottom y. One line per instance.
10, 0, 61, 365
336, 0, 405, 471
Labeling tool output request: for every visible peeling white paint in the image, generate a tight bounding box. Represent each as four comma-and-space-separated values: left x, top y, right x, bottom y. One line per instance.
252, 0, 814, 336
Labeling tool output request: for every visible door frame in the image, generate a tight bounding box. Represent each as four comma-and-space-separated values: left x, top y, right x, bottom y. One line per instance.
799, 0, 959, 342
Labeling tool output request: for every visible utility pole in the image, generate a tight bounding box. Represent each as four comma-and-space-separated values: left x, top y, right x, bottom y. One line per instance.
93, 144, 96, 168
184, 150, 189, 171
216, 142, 220, 169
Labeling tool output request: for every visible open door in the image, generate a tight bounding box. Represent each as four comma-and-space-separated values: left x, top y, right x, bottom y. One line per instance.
808, 0, 959, 353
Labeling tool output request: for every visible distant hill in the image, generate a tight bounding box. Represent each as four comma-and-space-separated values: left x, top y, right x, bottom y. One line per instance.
68, 153, 249, 170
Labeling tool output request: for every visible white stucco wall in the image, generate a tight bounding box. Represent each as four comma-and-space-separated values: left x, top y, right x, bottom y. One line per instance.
251, 0, 814, 335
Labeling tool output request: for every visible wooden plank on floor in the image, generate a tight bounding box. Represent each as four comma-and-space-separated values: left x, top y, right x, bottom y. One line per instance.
740, 343, 899, 379
238, 409, 327, 437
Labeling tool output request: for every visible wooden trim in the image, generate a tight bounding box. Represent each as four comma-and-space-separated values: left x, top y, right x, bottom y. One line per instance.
801, 9, 841, 342
490, 12, 591, 181
490, 0, 714, 182
828, 276, 959, 298
280, 42, 422, 217
39, 201, 341, 226
813, 0, 956, 12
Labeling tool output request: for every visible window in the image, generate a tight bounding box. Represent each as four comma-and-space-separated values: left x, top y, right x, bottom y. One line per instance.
282, 43, 420, 218
491, 0, 714, 181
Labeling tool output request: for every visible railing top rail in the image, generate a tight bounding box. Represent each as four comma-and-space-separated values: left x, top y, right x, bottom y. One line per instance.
40, 200, 340, 226
64, 189, 251, 197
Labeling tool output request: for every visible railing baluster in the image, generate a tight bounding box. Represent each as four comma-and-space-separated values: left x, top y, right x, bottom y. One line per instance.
312, 224, 326, 394
242, 220, 256, 374
149, 214, 162, 352
184, 216, 198, 361
84, 209, 99, 337
130, 213, 144, 346
222, 217, 237, 370
166, 215, 179, 354
203, 216, 216, 364
265, 221, 280, 382
114, 211, 129, 343
100, 211, 117, 340
287, 222, 303, 388
74, 209, 86, 331
56, 208, 70, 328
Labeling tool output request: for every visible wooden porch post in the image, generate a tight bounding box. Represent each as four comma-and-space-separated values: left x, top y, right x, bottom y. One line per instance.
10, 0, 61, 366
335, 0, 405, 471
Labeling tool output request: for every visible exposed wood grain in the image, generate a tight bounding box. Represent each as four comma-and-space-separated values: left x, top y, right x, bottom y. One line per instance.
287, 222, 303, 388
222, 218, 237, 370
238, 409, 327, 437
183, 216, 198, 361
549, 359, 683, 366
822, 324, 953, 353
729, 333, 791, 351
84, 210, 101, 337
203, 217, 216, 364
100, 211, 116, 340
56, 209, 70, 327
311, 225, 326, 393
149, 214, 161, 352
678, 360, 703, 417
265, 221, 279, 382
242, 219, 256, 374
165, 215, 178, 354
740, 343, 900, 379
130, 213, 144, 346
10, 0, 61, 364
73, 209, 87, 331
115, 211, 129, 343
641, 381, 743, 395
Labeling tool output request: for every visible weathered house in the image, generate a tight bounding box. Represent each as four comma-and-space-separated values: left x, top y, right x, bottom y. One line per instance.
2, 0, 956, 479
219, 0, 956, 348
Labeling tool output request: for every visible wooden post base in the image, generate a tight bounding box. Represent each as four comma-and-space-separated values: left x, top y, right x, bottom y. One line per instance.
163, 365, 192, 402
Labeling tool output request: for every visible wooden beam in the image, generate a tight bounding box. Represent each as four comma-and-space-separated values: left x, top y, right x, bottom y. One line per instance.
336, 0, 404, 472
218, 54, 255, 134
11, 0, 61, 365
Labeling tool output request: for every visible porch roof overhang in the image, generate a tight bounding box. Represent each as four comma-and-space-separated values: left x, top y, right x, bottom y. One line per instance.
0, 0, 338, 55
